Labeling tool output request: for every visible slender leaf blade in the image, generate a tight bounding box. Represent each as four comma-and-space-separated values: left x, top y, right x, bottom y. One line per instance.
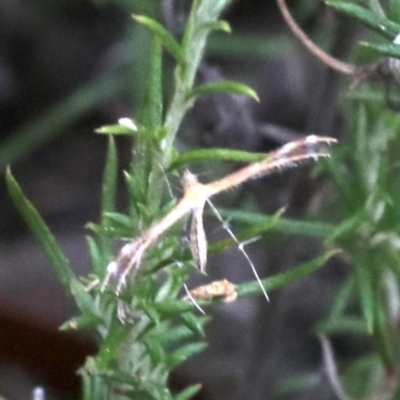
69, 279, 98, 316
237, 249, 340, 298
326, 1, 399, 39
99, 136, 118, 263
175, 384, 202, 400
208, 208, 285, 255
326, 210, 366, 243
86, 236, 104, 277
359, 41, 400, 59
139, 36, 163, 130
96, 125, 137, 135
166, 342, 207, 369
389, 0, 400, 23
6, 168, 74, 289
204, 20, 231, 33
187, 80, 259, 101
169, 148, 266, 171
133, 15, 184, 66
354, 252, 376, 333
217, 208, 336, 239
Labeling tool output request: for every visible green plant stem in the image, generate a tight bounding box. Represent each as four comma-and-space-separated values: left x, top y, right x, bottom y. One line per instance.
161, 0, 233, 165
82, 375, 109, 400
104, 2, 234, 398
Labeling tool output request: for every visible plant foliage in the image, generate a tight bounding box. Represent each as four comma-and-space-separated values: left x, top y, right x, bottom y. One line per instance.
6, 0, 340, 399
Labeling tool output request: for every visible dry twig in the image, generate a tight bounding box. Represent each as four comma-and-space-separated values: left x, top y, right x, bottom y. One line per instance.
276, 0, 357, 75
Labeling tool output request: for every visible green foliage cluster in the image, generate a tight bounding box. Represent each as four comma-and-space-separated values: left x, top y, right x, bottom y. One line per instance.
223, 1, 400, 397
11, 0, 400, 398
320, 1, 400, 398
5, 1, 335, 398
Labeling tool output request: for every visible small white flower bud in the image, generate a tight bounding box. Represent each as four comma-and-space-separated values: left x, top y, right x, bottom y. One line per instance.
388, 33, 400, 83
118, 117, 138, 131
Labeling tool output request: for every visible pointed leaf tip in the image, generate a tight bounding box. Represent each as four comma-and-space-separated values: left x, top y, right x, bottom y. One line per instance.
188, 80, 259, 102
204, 20, 232, 33
132, 14, 184, 65
6, 169, 74, 290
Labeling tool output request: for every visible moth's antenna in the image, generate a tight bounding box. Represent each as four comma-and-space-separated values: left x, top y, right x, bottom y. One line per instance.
206, 199, 269, 301
183, 282, 206, 314
157, 159, 175, 199
176, 261, 205, 314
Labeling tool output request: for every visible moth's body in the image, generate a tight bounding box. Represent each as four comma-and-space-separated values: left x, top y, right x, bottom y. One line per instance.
102, 135, 337, 295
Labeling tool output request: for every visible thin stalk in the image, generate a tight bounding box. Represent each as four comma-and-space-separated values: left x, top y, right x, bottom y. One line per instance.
161, 0, 233, 164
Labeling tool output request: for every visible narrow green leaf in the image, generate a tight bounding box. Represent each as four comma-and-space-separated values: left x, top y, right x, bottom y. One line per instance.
175, 384, 202, 400
166, 342, 207, 369
96, 322, 131, 370
87, 220, 133, 239
359, 41, 400, 59
69, 279, 97, 316
207, 33, 287, 59
203, 20, 231, 33
96, 124, 137, 135
318, 317, 368, 335
354, 103, 369, 189
6, 168, 74, 289
169, 148, 266, 171
388, 0, 400, 24
60, 313, 102, 331
86, 236, 103, 277
133, 15, 184, 66
103, 212, 134, 228
179, 312, 205, 337
326, 1, 399, 39
326, 210, 366, 243
340, 355, 384, 400
158, 316, 211, 346
123, 390, 155, 400
273, 219, 335, 239
86, 222, 112, 237
345, 87, 387, 103
153, 300, 194, 314
123, 170, 146, 215
326, 154, 358, 208
354, 253, 375, 333
373, 304, 396, 370
237, 249, 340, 298
95, 369, 140, 386
138, 302, 161, 325
135, 34, 164, 217
100, 136, 118, 263
139, 35, 163, 129
187, 80, 259, 102
326, 275, 355, 323
80, 369, 109, 400
143, 336, 164, 366
217, 208, 336, 239
208, 208, 285, 255
99, 212, 136, 238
